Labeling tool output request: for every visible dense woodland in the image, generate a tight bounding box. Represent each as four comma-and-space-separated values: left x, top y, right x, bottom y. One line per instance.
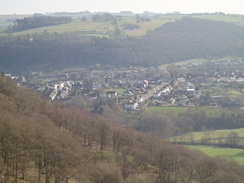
91, 13, 115, 22
1, 17, 244, 73
1, 74, 244, 182
14, 16, 73, 30
135, 109, 244, 137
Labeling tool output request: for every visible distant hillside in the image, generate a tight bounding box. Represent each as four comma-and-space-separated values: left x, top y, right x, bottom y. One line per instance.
143, 17, 244, 63
0, 15, 173, 37
0, 17, 244, 73
191, 14, 244, 26
1, 13, 244, 36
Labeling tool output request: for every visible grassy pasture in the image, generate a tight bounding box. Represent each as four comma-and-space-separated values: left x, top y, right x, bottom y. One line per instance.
160, 58, 210, 68
119, 18, 175, 36
1, 14, 244, 36
147, 106, 189, 118
192, 14, 244, 26
147, 106, 231, 118
170, 128, 244, 145
147, 106, 188, 116
0, 16, 175, 37
201, 83, 244, 100
160, 56, 239, 68
4, 19, 115, 36
173, 58, 208, 66
188, 145, 244, 164
158, 14, 186, 20
228, 89, 243, 95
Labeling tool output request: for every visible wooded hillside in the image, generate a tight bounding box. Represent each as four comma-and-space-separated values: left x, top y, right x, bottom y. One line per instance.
1, 76, 244, 182
15, 16, 73, 30
0, 17, 244, 73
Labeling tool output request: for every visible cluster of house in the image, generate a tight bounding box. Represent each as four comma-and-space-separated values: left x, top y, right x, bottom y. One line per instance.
122, 80, 148, 96
206, 71, 244, 83
124, 96, 144, 110
89, 91, 118, 100
150, 78, 197, 107
152, 86, 171, 99
122, 80, 149, 110
6, 57, 244, 110
39, 81, 74, 100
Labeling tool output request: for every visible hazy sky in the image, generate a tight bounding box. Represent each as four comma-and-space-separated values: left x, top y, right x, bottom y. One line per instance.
1, 0, 244, 15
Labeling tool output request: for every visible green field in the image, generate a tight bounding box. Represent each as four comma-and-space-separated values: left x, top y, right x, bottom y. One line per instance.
161, 56, 240, 68
1, 14, 244, 37
160, 58, 209, 68
1, 19, 115, 36
147, 106, 188, 116
228, 89, 243, 96
192, 14, 244, 26
158, 14, 186, 20
188, 145, 244, 164
119, 18, 174, 36
147, 106, 232, 118
170, 128, 244, 146
0, 16, 175, 37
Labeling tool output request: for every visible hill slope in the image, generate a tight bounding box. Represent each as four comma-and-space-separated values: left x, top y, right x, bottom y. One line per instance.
144, 17, 244, 62
1, 76, 244, 182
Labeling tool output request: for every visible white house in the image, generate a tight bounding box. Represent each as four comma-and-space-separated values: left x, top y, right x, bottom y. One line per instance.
124, 101, 138, 110
135, 96, 144, 103
153, 92, 161, 98
106, 91, 118, 97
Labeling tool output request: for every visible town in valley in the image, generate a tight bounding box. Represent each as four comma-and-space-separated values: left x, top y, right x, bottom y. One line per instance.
7, 57, 244, 111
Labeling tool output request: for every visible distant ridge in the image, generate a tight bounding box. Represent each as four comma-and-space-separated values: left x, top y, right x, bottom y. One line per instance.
142, 17, 244, 64
0, 17, 244, 73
